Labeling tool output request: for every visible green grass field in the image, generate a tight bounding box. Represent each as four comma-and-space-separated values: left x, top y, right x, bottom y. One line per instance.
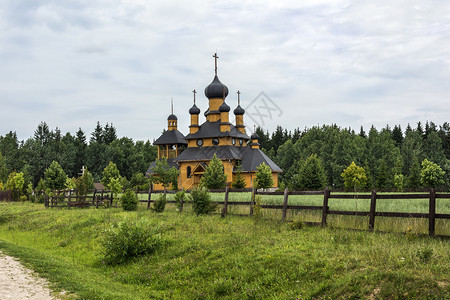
137, 191, 450, 236
0, 202, 448, 299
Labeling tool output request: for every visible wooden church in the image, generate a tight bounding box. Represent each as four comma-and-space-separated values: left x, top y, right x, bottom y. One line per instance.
147, 54, 282, 190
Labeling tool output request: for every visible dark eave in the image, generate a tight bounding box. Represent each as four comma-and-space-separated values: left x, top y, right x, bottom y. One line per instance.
153, 129, 187, 145
184, 121, 250, 140
146, 158, 180, 174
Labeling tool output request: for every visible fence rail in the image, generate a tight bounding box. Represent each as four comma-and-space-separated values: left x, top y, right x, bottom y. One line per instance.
39, 187, 449, 237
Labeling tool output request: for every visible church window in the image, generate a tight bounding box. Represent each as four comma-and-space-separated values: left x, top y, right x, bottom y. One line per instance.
187, 166, 191, 178
197, 139, 203, 147
212, 138, 219, 146
232, 138, 236, 145
239, 139, 243, 146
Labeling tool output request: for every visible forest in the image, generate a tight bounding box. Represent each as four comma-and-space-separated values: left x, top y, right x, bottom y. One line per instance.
0, 121, 449, 192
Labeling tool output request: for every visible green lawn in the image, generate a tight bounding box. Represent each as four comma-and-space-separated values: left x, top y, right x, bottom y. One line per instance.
0, 202, 448, 299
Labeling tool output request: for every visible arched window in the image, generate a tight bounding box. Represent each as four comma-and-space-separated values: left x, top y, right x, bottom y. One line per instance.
187, 166, 192, 178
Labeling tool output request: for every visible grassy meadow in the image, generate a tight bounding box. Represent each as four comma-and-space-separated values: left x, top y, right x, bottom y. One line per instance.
140, 191, 450, 235
0, 201, 449, 299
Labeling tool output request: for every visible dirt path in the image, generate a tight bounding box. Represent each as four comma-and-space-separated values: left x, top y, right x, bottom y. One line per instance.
0, 251, 59, 300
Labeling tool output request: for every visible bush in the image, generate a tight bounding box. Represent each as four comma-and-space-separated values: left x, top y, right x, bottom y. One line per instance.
190, 187, 217, 215
152, 193, 167, 213
174, 190, 186, 211
121, 189, 139, 211
101, 219, 164, 265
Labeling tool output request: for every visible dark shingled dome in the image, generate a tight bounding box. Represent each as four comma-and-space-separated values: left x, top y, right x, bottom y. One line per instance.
234, 105, 245, 115
219, 101, 230, 112
251, 132, 259, 140
205, 75, 229, 99
167, 114, 177, 120
189, 104, 200, 115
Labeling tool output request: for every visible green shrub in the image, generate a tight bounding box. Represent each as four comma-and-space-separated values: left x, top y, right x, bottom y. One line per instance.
189, 187, 217, 215
152, 193, 167, 213
101, 219, 164, 265
121, 189, 139, 211
174, 190, 186, 211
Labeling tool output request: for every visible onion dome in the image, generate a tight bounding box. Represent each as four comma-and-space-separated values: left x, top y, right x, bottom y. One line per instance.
251, 132, 259, 140
234, 105, 245, 115
168, 114, 177, 120
219, 101, 230, 112
205, 75, 229, 99
189, 104, 200, 115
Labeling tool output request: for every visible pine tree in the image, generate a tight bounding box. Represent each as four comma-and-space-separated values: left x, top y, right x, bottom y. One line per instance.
232, 164, 246, 189
294, 154, 327, 190
199, 153, 227, 189
392, 125, 403, 147
408, 156, 421, 188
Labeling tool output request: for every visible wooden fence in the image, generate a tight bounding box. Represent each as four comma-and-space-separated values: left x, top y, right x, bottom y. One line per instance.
144, 187, 449, 237
42, 187, 449, 236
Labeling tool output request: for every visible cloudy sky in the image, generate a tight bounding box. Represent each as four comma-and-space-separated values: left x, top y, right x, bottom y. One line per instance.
1, 0, 449, 142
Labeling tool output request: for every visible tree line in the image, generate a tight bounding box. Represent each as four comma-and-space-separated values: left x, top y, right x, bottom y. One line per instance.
0, 121, 449, 197
256, 121, 449, 190
0, 122, 157, 191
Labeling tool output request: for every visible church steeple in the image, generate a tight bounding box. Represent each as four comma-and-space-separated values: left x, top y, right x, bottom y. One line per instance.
168, 99, 178, 131
234, 91, 246, 134
189, 89, 200, 134
204, 53, 228, 122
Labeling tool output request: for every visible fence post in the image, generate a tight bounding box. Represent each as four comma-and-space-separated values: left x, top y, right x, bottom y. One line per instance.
147, 187, 152, 210
429, 189, 436, 237
110, 191, 114, 207
222, 185, 229, 217
250, 189, 256, 216
321, 187, 330, 227
44, 193, 49, 208
282, 188, 289, 221
68, 189, 72, 209
93, 189, 97, 206
179, 191, 184, 213
368, 190, 377, 231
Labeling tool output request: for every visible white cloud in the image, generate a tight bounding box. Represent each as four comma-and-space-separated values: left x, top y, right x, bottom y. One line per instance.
0, 0, 449, 141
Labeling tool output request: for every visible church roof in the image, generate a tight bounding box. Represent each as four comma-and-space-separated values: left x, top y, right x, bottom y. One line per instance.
153, 129, 187, 145
240, 146, 282, 172
167, 114, 177, 120
184, 120, 250, 140
146, 158, 180, 174
174, 145, 282, 173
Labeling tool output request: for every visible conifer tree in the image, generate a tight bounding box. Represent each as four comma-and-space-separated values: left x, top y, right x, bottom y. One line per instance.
232, 164, 246, 189
294, 154, 327, 190
199, 153, 227, 189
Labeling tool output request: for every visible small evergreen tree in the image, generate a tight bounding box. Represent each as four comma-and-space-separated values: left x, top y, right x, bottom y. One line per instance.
255, 162, 274, 189
199, 153, 227, 189
408, 156, 421, 188
74, 169, 94, 196
232, 164, 246, 189
294, 154, 327, 190
190, 187, 217, 215
121, 189, 139, 211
